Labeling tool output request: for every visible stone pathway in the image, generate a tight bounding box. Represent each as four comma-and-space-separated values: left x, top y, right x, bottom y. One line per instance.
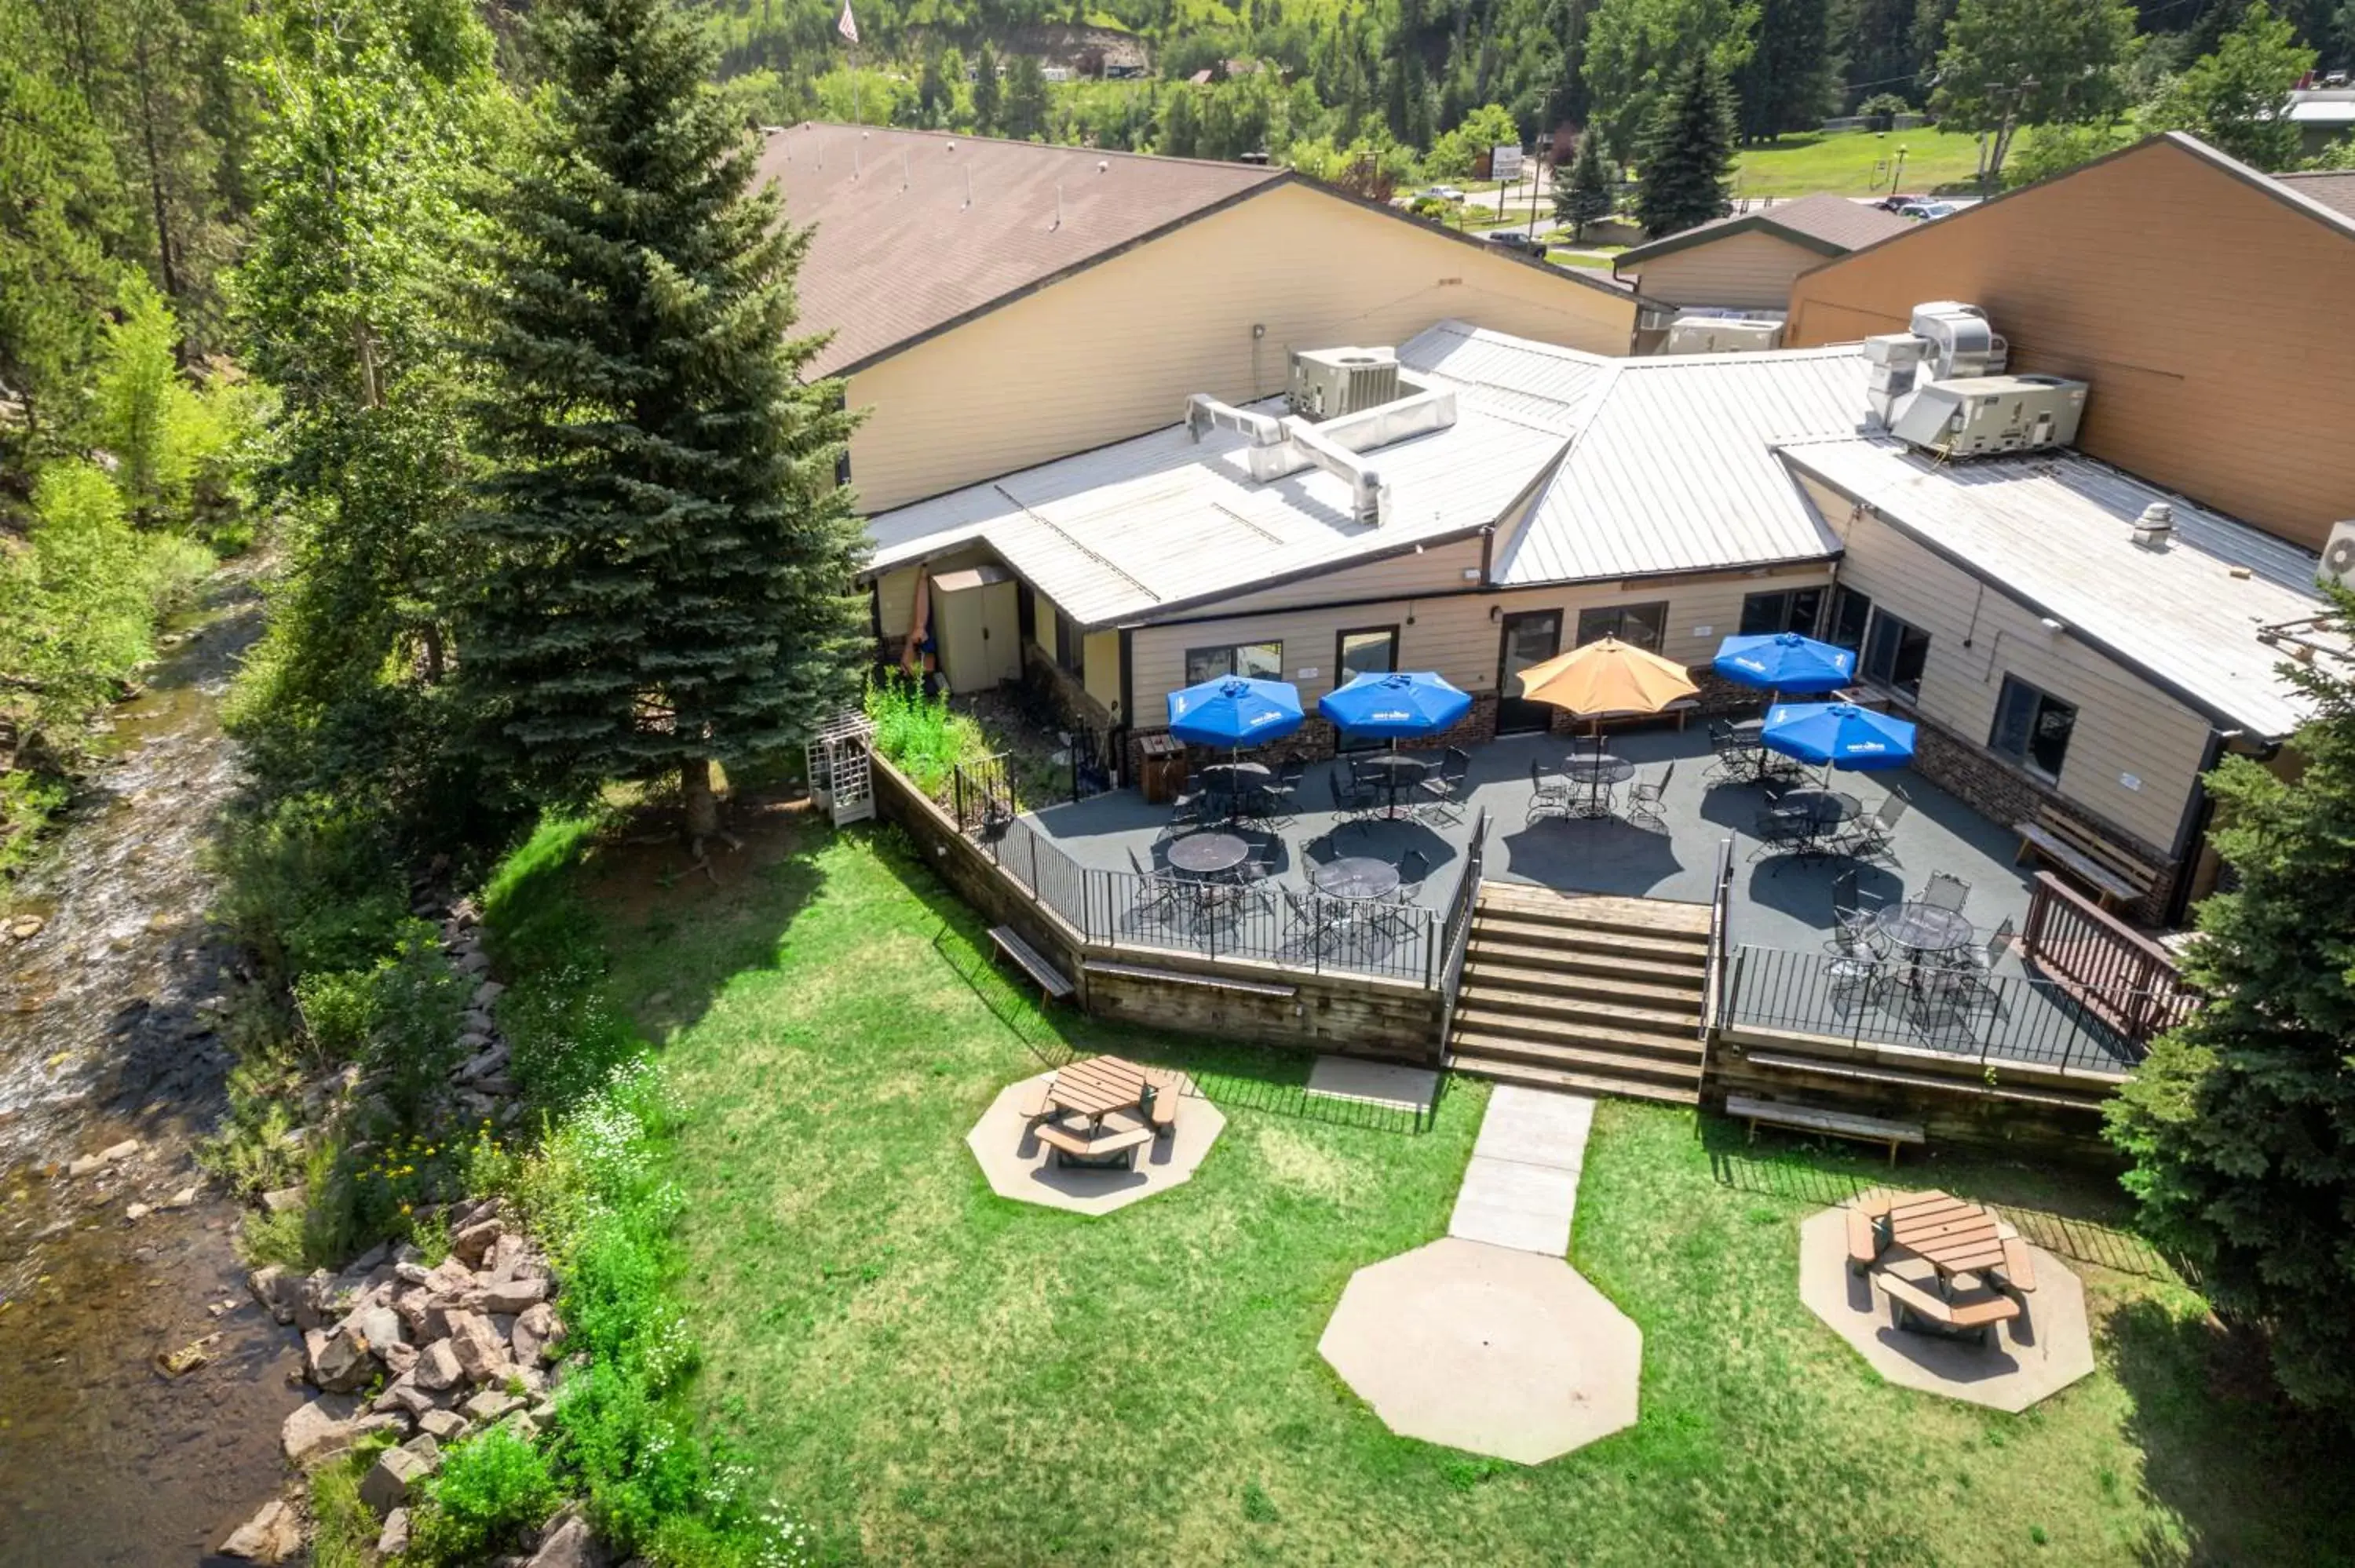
1448, 1085, 1595, 1257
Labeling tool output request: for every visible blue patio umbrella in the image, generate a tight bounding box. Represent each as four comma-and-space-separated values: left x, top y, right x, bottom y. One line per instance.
1166, 676, 1304, 749
1712, 632, 1856, 702
1316, 671, 1473, 742
1759, 702, 1918, 772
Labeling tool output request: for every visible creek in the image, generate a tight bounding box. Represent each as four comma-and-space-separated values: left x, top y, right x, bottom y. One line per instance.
0, 571, 305, 1566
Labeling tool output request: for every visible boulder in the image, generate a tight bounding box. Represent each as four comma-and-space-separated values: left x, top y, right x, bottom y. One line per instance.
477, 1275, 547, 1314
247, 1266, 297, 1325
473, 979, 506, 1008
125, 1201, 151, 1221
445, 1310, 507, 1382
513, 1302, 559, 1364
380, 1340, 419, 1378
217, 1497, 303, 1563
260, 1185, 305, 1214
487, 1231, 530, 1278
424, 1257, 476, 1296
349, 1304, 405, 1353
525, 1509, 608, 1568
451, 1217, 505, 1266
395, 1260, 434, 1289
380, 1376, 454, 1420
360, 1444, 433, 1515
376, 1507, 412, 1560
413, 1338, 465, 1392
402, 1431, 444, 1471
308, 1325, 373, 1393
419, 1407, 469, 1443
463, 1388, 523, 1424
280, 1396, 362, 1467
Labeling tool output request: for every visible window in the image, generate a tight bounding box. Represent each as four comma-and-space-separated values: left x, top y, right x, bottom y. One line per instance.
1185, 640, 1283, 686
1826, 586, 1872, 651
1990, 676, 2076, 781
1739, 586, 1825, 637
1053, 611, 1082, 676
1575, 601, 1667, 652
1335, 627, 1399, 683
1860, 610, 1930, 701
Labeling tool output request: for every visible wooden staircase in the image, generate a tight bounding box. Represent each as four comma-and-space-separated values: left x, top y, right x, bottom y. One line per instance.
1448, 883, 1712, 1106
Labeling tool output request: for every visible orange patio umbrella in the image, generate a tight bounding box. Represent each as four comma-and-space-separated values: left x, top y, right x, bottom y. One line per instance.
1515, 636, 1700, 734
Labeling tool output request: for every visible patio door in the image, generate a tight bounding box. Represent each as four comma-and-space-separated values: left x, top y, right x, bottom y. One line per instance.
1334, 626, 1399, 751
1495, 611, 1561, 735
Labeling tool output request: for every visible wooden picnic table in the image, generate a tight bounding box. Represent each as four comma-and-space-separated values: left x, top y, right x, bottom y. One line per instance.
1046, 1055, 1153, 1123
1886, 1190, 2007, 1280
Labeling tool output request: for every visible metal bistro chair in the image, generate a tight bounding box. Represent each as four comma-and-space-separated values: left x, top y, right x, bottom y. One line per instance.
1374, 848, 1433, 941
1623, 760, 1675, 831
1280, 884, 1340, 957
1257, 757, 1307, 824
1126, 847, 1181, 925
1527, 759, 1573, 822
1946, 914, 2017, 1017
1415, 747, 1473, 826
1921, 870, 1972, 913
1328, 770, 1377, 822
1841, 786, 1910, 861
1750, 804, 1815, 862
1827, 866, 1889, 958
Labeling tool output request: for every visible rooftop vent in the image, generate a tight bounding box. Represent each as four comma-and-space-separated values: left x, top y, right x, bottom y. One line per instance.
1287, 347, 1400, 421
2131, 501, 2175, 548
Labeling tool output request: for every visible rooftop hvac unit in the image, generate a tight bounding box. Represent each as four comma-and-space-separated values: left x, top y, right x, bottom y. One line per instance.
1665, 313, 1784, 354
1889, 374, 2088, 458
1910, 301, 2010, 380
1288, 347, 1400, 421
2324, 520, 2355, 587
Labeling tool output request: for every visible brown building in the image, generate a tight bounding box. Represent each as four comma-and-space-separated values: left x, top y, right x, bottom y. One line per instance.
1785, 133, 2355, 553
1612, 193, 1915, 312
757, 124, 1638, 513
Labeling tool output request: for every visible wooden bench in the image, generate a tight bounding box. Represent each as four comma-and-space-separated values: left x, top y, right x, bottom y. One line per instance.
1875, 1268, 2021, 1345
1994, 1233, 2037, 1293
1141, 1070, 1187, 1135
988, 925, 1075, 1004
1032, 1117, 1154, 1169
2012, 806, 2160, 911
1845, 1188, 1897, 1272
1725, 1096, 1925, 1165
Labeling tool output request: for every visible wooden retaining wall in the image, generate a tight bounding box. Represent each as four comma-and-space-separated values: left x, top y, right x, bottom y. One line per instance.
870, 753, 1445, 1065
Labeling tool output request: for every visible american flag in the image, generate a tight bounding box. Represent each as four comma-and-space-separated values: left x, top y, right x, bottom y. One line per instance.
836, 1, 858, 43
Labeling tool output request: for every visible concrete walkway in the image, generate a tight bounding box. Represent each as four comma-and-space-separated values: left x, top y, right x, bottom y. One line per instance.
1448, 1085, 1596, 1257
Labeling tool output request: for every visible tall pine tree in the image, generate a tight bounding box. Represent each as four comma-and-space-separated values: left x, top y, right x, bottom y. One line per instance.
461, 0, 867, 844
1553, 129, 1615, 238
1634, 55, 1735, 237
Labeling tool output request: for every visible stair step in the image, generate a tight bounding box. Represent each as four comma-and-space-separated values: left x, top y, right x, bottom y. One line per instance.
1465, 939, 1707, 986
1475, 886, 1713, 939
1448, 1052, 1702, 1106
1458, 963, 1703, 1012
1468, 928, 1710, 972
1451, 1028, 1704, 1083
1471, 913, 1710, 960
1451, 1006, 1706, 1059
1455, 985, 1701, 1031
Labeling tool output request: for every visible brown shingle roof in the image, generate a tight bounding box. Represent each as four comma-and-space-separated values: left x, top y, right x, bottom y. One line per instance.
1615, 192, 1916, 268
757, 124, 1283, 377
2276, 169, 2355, 222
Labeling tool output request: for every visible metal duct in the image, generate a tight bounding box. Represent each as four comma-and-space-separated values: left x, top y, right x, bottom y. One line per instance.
1281, 419, 1386, 526
1185, 394, 1287, 448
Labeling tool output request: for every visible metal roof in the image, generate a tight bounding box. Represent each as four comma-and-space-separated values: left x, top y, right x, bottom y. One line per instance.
1495, 348, 1868, 585
863, 323, 1606, 627
1780, 439, 2324, 738
1616, 194, 1916, 268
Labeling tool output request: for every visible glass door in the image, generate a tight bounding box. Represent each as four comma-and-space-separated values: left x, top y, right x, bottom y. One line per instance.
1496, 611, 1561, 735
1334, 626, 1400, 750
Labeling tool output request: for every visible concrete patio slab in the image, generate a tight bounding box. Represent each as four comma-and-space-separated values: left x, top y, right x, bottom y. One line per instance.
1305, 1055, 1439, 1114
1319, 1237, 1641, 1464
1448, 1156, 1582, 1256
1798, 1204, 2096, 1413
966, 1069, 1226, 1216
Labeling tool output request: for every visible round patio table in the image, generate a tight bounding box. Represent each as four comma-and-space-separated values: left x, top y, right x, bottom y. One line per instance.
1354, 753, 1432, 819
1776, 788, 1860, 848
1199, 760, 1270, 815
1311, 856, 1402, 900
1165, 830, 1250, 878
1561, 752, 1634, 818
1873, 901, 1975, 993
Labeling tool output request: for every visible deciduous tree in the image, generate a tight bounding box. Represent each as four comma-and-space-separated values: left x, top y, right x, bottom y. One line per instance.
2149, 2, 2315, 171
1930, 0, 2135, 183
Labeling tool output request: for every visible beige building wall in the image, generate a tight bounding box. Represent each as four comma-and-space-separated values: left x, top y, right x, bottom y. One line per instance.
1125, 563, 1834, 722
1806, 476, 2214, 851
1619, 229, 1828, 312
1784, 136, 2355, 553
845, 181, 1637, 513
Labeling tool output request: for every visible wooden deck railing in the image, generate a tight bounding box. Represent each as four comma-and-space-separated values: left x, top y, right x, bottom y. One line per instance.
2020, 872, 2200, 1048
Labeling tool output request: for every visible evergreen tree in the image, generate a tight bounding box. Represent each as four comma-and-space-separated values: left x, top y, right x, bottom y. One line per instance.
1634, 54, 1734, 235
1736, 0, 1834, 141
1541, 0, 1594, 130
2107, 582, 2355, 1416
1004, 53, 1050, 138
973, 39, 1002, 133
1553, 127, 1616, 235
461, 0, 868, 844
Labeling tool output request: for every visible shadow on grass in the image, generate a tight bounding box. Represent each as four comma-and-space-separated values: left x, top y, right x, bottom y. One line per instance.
2105, 1297, 2355, 1564
1697, 1110, 2178, 1279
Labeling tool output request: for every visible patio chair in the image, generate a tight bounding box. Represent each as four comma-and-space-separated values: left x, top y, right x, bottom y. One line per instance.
1749, 805, 1815, 861
1624, 760, 1675, 830
1922, 870, 1972, 913
1328, 771, 1376, 820
1842, 786, 1910, 860
1826, 931, 1887, 1012
1280, 885, 1338, 955
1126, 855, 1181, 925
1415, 747, 1472, 826
1526, 759, 1572, 822
1826, 866, 1889, 957
1168, 789, 1206, 830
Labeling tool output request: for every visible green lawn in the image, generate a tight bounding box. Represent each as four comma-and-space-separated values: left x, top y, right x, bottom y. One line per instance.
581, 815, 2354, 1566
1736, 128, 1990, 198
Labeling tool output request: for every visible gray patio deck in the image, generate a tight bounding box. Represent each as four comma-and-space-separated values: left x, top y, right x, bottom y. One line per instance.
1022, 727, 2144, 1073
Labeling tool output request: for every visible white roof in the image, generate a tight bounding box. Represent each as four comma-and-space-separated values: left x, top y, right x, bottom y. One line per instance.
1780, 439, 2324, 738
862, 322, 1607, 626
2287, 91, 2355, 125
1495, 347, 1868, 585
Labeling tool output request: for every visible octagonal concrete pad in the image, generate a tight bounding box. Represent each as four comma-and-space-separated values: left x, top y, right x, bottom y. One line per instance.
966, 1070, 1226, 1216
1320, 1237, 1641, 1464
1798, 1207, 2096, 1413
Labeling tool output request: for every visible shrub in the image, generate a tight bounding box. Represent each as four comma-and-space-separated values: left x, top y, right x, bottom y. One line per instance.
294, 968, 378, 1061
142, 533, 217, 617
215, 791, 409, 981
863, 669, 987, 796
364, 921, 468, 1125
407, 1426, 562, 1566
309, 1436, 396, 1568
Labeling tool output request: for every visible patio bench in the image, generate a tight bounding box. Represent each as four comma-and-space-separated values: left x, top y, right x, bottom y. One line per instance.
1845, 1188, 1897, 1272
988, 925, 1075, 1004
1016, 1080, 1056, 1121
1032, 1117, 1155, 1169
1725, 1095, 1924, 1165
2011, 806, 2159, 911
1995, 1234, 2038, 1293
1875, 1267, 2021, 1345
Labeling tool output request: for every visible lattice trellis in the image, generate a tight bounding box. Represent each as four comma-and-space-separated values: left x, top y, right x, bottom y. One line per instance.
807, 710, 875, 826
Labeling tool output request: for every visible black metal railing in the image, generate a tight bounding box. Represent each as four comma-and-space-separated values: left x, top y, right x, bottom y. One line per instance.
1721, 943, 2152, 1073
1700, 835, 1736, 1041
1434, 808, 1489, 1057
951, 753, 1017, 839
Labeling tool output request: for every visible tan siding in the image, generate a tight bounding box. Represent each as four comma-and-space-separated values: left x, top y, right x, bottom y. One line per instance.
1083, 630, 1122, 716
1127, 566, 1832, 720
1804, 476, 2214, 849
1620, 229, 1827, 312
846, 182, 1636, 512
1204, 537, 1489, 616
1786, 137, 2355, 552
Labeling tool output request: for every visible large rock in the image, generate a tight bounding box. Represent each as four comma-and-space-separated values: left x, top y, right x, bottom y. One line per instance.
281, 1395, 389, 1468
376, 1507, 412, 1560
413, 1337, 464, 1392
360, 1444, 433, 1515
217, 1497, 303, 1563
307, 1325, 374, 1393
247, 1266, 298, 1325
349, 1303, 405, 1352
513, 1302, 560, 1365
462, 1388, 522, 1424
526, 1510, 608, 1568
423, 1257, 476, 1296
451, 1216, 505, 1266
477, 1275, 547, 1314
419, 1407, 469, 1443
444, 1309, 506, 1383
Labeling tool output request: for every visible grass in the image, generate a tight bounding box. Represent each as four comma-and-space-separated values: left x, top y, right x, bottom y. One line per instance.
564, 819, 2355, 1566
1735, 127, 1991, 198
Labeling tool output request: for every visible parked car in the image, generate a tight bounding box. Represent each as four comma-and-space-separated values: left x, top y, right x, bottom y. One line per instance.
1483, 229, 1546, 254
1415, 185, 1468, 202
1875, 193, 1924, 212
1898, 199, 1959, 221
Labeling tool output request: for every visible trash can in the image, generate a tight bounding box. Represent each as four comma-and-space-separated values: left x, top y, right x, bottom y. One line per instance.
1138, 733, 1188, 805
